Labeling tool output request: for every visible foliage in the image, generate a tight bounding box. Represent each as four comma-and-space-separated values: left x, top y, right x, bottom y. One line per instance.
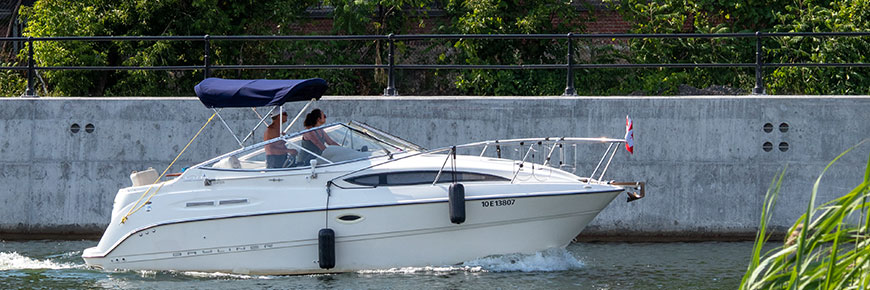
602, 0, 782, 95
441, 0, 589, 96
19, 0, 317, 96
18, 0, 447, 96
327, 0, 432, 35
314, 0, 437, 95
0, 62, 26, 97
603, 0, 870, 95
765, 0, 870, 94
13, 0, 870, 96
740, 140, 870, 290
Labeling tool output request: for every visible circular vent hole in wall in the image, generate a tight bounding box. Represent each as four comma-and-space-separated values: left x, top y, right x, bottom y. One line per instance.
763, 142, 773, 152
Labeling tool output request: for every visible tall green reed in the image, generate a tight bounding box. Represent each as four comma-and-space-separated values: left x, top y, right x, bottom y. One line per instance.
740, 139, 870, 290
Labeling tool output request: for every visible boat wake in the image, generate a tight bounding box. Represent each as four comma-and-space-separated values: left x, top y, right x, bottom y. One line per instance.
356, 265, 486, 275
87, 248, 582, 279
0, 251, 79, 270
358, 247, 584, 274
146, 270, 276, 280
462, 247, 584, 272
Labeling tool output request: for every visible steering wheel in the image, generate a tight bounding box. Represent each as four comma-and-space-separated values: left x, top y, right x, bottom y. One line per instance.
282, 153, 297, 168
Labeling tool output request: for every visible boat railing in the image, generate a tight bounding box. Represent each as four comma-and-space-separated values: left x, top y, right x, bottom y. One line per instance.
326, 137, 627, 189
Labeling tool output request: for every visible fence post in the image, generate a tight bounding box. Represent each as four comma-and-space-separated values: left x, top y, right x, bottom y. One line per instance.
204, 35, 210, 79
752, 31, 765, 95
383, 33, 398, 96
563, 33, 577, 96
24, 36, 36, 97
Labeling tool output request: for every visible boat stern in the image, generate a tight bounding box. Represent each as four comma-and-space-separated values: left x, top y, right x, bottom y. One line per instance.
82, 183, 168, 269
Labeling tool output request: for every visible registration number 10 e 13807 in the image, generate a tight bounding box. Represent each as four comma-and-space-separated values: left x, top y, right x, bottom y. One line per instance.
481, 199, 515, 207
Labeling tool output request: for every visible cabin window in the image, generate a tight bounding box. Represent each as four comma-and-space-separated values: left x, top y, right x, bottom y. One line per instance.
350, 175, 380, 186
346, 171, 508, 186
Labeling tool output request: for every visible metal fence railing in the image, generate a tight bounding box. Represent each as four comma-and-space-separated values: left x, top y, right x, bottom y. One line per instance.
2, 32, 869, 97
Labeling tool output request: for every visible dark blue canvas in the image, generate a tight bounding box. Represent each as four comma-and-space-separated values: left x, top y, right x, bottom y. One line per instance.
195, 78, 328, 108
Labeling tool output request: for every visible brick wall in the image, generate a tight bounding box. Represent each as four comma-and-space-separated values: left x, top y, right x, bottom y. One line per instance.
584, 10, 633, 34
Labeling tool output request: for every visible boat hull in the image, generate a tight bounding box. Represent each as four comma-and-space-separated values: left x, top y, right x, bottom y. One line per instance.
83, 189, 621, 275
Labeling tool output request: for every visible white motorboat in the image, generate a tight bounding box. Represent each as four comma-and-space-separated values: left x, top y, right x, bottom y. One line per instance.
83, 78, 644, 275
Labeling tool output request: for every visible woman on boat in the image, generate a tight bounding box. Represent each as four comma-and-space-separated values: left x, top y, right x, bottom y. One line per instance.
297, 109, 338, 166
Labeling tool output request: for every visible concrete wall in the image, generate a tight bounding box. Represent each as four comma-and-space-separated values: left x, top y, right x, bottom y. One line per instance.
1, 96, 868, 240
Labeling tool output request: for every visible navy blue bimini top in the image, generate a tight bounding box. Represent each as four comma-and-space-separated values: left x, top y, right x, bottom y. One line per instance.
195, 78, 328, 108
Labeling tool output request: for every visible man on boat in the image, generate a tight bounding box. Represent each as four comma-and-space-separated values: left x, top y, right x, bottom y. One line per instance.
264, 111, 297, 168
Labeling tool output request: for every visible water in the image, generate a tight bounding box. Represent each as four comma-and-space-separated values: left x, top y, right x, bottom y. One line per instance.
1, 240, 754, 289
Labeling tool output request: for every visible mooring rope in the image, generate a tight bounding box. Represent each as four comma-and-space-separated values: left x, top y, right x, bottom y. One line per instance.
121, 112, 217, 224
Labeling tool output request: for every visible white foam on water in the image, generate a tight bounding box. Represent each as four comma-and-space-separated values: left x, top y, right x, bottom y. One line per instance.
356, 248, 584, 275
86, 248, 582, 277
357, 265, 486, 274
461, 247, 585, 272
136, 269, 158, 278
173, 270, 275, 280
45, 250, 82, 260
0, 251, 78, 270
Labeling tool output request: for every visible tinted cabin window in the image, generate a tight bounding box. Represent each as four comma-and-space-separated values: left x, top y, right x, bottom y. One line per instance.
385, 171, 438, 185
350, 175, 380, 186
346, 171, 507, 186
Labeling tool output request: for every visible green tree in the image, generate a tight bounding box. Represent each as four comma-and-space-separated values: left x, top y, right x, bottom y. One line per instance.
442, 0, 591, 95
18, 0, 869, 96
766, 0, 870, 94
19, 0, 317, 96
605, 0, 870, 95
604, 0, 785, 95
317, 0, 436, 95
0, 62, 26, 97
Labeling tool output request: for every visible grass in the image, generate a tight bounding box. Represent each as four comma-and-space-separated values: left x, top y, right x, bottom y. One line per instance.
740, 139, 870, 290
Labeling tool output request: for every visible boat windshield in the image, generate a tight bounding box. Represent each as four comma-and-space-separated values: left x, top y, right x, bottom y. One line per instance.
203, 122, 421, 170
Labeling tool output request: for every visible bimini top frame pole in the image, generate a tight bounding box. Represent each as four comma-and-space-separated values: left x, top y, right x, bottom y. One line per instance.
210, 108, 244, 147
237, 106, 279, 146
283, 99, 316, 134
220, 98, 316, 148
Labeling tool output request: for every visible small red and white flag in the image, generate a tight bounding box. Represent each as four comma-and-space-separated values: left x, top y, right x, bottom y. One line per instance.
624, 115, 634, 154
